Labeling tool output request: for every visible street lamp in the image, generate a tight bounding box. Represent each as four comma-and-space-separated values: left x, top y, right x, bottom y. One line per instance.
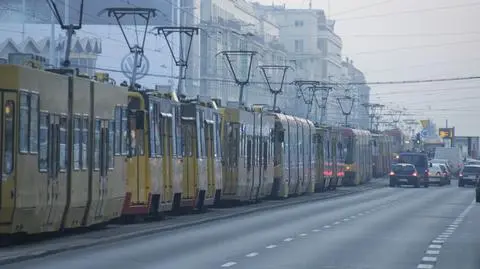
259, 65, 290, 112
154, 26, 198, 99
218, 50, 257, 107
337, 95, 355, 127
98, 7, 157, 88
46, 0, 84, 68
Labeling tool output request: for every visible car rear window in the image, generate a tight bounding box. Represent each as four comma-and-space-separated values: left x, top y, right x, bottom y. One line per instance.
462, 166, 480, 173
393, 165, 415, 173
399, 154, 427, 167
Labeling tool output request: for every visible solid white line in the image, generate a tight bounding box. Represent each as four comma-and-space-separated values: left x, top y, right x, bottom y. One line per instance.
429, 244, 442, 249
312, 229, 320, 232
284, 238, 293, 242
266, 245, 277, 249
246, 252, 258, 258
221, 262, 237, 267
426, 250, 440, 255
299, 233, 307, 237
422, 256, 437, 262
417, 264, 434, 269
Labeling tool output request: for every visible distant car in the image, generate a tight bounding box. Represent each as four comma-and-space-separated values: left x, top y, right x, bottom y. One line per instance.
430, 159, 454, 176
389, 163, 428, 188
428, 163, 450, 186
459, 164, 480, 187
398, 152, 430, 187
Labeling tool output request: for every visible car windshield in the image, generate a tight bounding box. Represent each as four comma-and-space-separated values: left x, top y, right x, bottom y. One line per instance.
393, 164, 415, 173
399, 155, 426, 168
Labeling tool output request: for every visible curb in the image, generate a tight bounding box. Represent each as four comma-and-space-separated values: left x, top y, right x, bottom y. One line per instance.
0, 182, 385, 265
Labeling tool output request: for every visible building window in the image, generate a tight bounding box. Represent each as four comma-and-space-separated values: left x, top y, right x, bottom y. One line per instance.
294, 40, 304, 53
295, 20, 304, 27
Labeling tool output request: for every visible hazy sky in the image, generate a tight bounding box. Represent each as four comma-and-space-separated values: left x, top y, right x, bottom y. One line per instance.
254, 0, 480, 136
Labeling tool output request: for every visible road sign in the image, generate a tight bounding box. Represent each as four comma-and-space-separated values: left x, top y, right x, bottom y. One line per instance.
121, 53, 150, 81
439, 127, 454, 139
421, 129, 428, 138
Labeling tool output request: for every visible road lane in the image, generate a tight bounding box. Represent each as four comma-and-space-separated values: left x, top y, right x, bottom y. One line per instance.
2, 184, 474, 269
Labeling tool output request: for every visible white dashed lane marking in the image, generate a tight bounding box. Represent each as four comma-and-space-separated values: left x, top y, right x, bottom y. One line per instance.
422, 256, 437, 262
221, 262, 237, 267
245, 252, 258, 258
415, 200, 475, 269
417, 264, 434, 269
218, 202, 400, 268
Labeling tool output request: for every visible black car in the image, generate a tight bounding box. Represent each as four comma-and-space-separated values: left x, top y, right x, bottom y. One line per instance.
390, 163, 428, 188
397, 152, 430, 187
459, 164, 480, 187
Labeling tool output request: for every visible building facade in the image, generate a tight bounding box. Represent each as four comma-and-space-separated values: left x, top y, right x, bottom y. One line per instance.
178, 0, 293, 110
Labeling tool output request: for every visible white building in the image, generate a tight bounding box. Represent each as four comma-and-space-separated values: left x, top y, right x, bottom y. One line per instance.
179, 0, 293, 109
337, 59, 370, 129
253, 4, 346, 121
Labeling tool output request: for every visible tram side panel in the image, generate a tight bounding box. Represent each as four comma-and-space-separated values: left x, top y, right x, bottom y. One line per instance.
260, 113, 275, 199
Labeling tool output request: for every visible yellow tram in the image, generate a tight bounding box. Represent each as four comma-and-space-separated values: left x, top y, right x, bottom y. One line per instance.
0, 64, 127, 235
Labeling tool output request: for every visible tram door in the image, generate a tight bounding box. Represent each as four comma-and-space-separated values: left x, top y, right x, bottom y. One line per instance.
0, 93, 16, 225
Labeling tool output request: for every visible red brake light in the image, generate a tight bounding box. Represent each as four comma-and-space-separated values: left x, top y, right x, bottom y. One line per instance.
412, 172, 418, 177
389, 171, 395, 176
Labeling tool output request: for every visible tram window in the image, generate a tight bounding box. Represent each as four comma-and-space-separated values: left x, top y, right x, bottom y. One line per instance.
154, 105, 163, 156
149, 103, 156, 157
38, 112, 48, 172
73, 116, 81, 170
263, 140, 268, 169
81, 116, 88, 170
121, 107, 128, 156
59, 116, 67, 172
94, 119, 101, 170
174, 107, 184, 157
247, 138, 252, 170
30, 93, 39, 154
19, 92, 29, 153
114, 106, 122, 156
4, 100, 14, 174
108, 120, 115, 169
215, 115, 222, 159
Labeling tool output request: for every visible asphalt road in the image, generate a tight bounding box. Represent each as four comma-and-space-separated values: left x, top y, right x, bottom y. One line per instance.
3, 183, 478, 269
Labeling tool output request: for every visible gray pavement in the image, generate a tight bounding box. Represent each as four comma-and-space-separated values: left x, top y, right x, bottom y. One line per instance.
2, 182, 478, 269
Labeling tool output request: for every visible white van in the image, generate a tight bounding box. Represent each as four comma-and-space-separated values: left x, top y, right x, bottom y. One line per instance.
434, 147, 463, 176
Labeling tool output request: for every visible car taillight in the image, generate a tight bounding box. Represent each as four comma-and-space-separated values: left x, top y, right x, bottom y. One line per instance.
389, 171, 395, 176
412, 172, 418, 176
